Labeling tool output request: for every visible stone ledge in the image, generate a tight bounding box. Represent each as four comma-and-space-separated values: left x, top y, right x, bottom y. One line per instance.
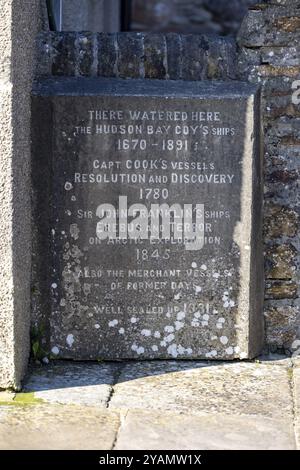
36, 32, 238, 81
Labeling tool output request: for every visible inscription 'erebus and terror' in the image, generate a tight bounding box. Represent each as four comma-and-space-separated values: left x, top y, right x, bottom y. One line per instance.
34, 79, 263, 360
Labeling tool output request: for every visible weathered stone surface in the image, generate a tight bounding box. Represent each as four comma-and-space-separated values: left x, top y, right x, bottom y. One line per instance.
264, 303, 300, 350
266, 168, 299, 185
36, 32, 53, 77
265, 325, 298, 352
0, 0, 43, 389
238, 5, 300, 47
115, 410, 296, 450
264, 204, 298, 239
36, 32, 238, 81
265, 148, 300, 178
265, 280, 298, 299
266, 171, 299, 207
32, 77, 263, 360
98, 33, 117, 78
117, 33, 144, 79
23, 362, 119, 406
180, 35, 208, 80
261, 46, 300, 67
144, 34, 167, 79
0, 405, 119, 450
165, 33, 182, 80
206, 37, 237, 80
77, 33, 94, 77
265, 243, 297, 279
110, 361, 293, 419
266, 117, 300, 141
52, 33, 77, 77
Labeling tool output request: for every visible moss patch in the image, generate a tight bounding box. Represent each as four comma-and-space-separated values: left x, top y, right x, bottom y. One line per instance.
31, 324, 49, 361
287, 367, 293, 381
0, 392, 44, 406
14, 392, 44, 405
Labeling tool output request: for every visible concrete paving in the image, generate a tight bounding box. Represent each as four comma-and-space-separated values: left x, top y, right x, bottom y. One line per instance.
0, 356, 299, 450
115, 410, 295, 450
23, 362, 119, 406
0, 405, 119, 450
109, 361, 293, 419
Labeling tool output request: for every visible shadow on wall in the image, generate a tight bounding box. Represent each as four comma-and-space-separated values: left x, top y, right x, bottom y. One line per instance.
130, 0, 261, 36
46, 0, 121, 32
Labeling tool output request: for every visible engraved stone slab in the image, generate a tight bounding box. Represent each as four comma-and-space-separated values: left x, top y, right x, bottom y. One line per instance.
32, 78, 263, 360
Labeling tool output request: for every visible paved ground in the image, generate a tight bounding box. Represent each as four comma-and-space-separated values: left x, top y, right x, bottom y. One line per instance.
0, 355, 299, 450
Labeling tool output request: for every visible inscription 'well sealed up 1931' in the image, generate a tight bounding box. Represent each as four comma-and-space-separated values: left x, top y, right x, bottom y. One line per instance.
32, 78, 264, 360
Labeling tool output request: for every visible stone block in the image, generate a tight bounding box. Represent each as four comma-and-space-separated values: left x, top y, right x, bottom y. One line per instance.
0, 0, 42, 389
31, 77, 263, 360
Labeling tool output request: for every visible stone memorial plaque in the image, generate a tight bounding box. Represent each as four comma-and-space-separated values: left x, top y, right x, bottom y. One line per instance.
32, 78, 263, 360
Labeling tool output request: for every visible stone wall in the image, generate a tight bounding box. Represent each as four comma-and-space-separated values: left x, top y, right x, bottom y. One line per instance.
238, 0, 300, 354
0, 0, 45, 389
32, 0, 300, 356
130, 0, 259, 36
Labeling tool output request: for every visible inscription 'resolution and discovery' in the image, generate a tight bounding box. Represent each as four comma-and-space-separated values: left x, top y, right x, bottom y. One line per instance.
32, 78, 264, 360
